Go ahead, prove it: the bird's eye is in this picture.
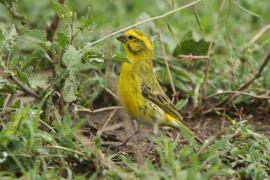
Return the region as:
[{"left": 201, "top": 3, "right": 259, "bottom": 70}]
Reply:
[{"left": 128, "top": 35, "right": 135, "bottom": 40}]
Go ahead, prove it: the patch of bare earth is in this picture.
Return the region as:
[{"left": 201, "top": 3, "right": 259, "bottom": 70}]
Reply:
[{"left": 78, "top": 100, "right": 270, "bottom": 166}]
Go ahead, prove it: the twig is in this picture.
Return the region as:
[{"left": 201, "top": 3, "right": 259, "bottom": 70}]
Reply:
[
  {"left": 206, "top": 90, "right": 270, "bottom": 100},
  {"left": 75, "top": 106, "right": 123, "bottom": 113},
  {"left": 157, "top": 33, "right": 177, "bottom": 102},
  {"left": 79, "top": 0, "right": 202, "bottom": 52},
  {"left": 177, "top": 54, "right": 209, "bottom": 60},
  {"left": 8, "top": 75, "right": 39, "bottom": 98},
  {"left": 244, "top": 24, "right": 270, "bottom": 49},
  {"left": 102, "top": 122, "right": 123, "bottom": 132},
  {"left": 198, "top": 129, "right": 226, "bottom": 153},
  {"left": 232, "top": 1, "right": 261, "bottom": 18},
  {"left": 217, "top": 50, "right": 270, "bottom": 107},
  {"left": 202, "top": 107, "right": 225, "bottom": 116},
  {"left": 100, "top": 84, "right": 119, "bottom": 101},
  {"left": 43, "top": 145, "right": 85, "bottom": 156},
  {"left": 39, "top": 119, "right": 56, "bottom": 133},
  {"left": 3, "top": 94, "right": 12, "bottom": 110},
  {"left": 97, "top": 109, "right": 117, "bottom": 136}
]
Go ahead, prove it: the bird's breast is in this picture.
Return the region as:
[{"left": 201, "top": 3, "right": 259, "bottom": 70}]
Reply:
[
  {"left": 117, "top": 63, "right": 163, "bottom": 124},
  {"left": 117, "top": 63, "right": 143, "bottom": 118}
]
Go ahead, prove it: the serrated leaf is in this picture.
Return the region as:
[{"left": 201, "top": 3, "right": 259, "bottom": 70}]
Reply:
[
  {"left": 63, "top": 71, "right": 77, "bottom": 102},
  {"left": 62, "top": 45, "right": 82, "bottom": 71},
  {"left": 1, "top": 25, "right": 17, "bottom": 50}
]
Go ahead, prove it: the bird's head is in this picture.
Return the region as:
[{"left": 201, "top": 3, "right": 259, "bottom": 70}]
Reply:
[{"left": 117, "top": 29, "right": 153, "bottom": 59}]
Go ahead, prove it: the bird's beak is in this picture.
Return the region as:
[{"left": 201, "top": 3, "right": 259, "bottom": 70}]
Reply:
[{"left": 117, "top": 34, "right": 127, "bottom": 43}]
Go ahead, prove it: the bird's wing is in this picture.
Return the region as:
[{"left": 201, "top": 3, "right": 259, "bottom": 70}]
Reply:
[
  {"left": 141, "top": 82, "right": 204, "bottom": 144},
  {"left": 141, "top": 83, "right": 183, "bottom": 121}
]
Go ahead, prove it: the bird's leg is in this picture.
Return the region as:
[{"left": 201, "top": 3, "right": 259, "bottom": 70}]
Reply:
[{"left": 119, "top": 123, "right": 141, "bottom": 147}]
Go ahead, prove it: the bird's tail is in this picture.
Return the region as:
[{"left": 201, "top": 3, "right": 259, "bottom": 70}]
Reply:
[{"left": 163, "top": 113, "right": 203, "bottom": 144}]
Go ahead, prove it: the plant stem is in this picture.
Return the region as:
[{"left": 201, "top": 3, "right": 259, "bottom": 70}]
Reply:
[{"left": 79, "top": 0, "right": 202, "bottom": 52}]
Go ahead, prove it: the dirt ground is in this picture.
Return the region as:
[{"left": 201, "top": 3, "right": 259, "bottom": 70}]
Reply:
[{"left": 78, "top": 99, "right": 270, "bottom": 164}]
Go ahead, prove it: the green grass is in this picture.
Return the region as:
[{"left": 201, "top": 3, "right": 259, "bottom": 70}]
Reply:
[
  {"left": 1, "top": 0, "right": 270, "bottom": 179},
  {"left": 111, "top": 121, "right": 270, "bottom": 179}
]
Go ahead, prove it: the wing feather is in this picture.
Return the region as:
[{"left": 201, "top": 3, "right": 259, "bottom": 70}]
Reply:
[
  {"left": 141, "top": 83, "right": 183, "bottom": 121},
  {"left": 141, "top": 83, "right": 204, "bottom": 144}
]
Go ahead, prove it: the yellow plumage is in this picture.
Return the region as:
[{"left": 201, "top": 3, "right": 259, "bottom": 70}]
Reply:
[{"left": 117, "top": 29, "right": 202, "bottom": 144}]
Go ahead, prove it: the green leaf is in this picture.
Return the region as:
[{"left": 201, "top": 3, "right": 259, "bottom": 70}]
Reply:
[
  {"left": 1, "top": 25, "right": 17, "bottom": 51},
  {"left": 55, "top": 64, "right": 65, "bottom": 77},
  {"left": 175, "top": 98, "right": 189, "bottom": 110},
  {"left": 64, "top": 0, "right": 75, "bottom": 11},
  {"left": 173, "top": 39, "right": 209, "bottom": 57},
  {"left": 166, "top": 22, "right": 175, "bottom": 37},
  {"left": 173, "top": 31, "right": 209, "bottom": 57},
  {"left": 0, "top": 28, "right": 3, "bottom": 45},
  {"left": 1, "top": 106, "right": 30, "bottom": 146},
  {"left": 52, "top": 0, "right": 65, "bottom": 17},
  {"left": 62, "top": 45, "right": 82, "bottom": 71},
  {"left": 112, "top": 54, "right": 130, "bottom": 64},
  {"left": 94, "top": 136, "right": 102, "bottom": 149},
  {"left": 51, "top": 0, "right": 72, "bottom": 22},
  {"left": 63, "top": 71, "right": 77, "bottom": 103},
  {"left": 28, "top": 74, "right": 48, "bottom": 89},
  {"left": 192, "top": 81, "right": 201, "bottom": 107},
  {"left": 57, "top": 32, "right": 69, "bottom": 48},
  {"left": 0, "top": 79, "right": 17, "bottom": 93},
  {"left": 80, "top": 7, "right": 93, "bottom": 30},
  {"left": 25, "top": 29, "right": 46, "bottom": 42},
  {"left": 22, "top": 29, "right": 50, "bottom": 50},
  {"left": 61, "top": 46, "right": 82, "bottom": 102}
]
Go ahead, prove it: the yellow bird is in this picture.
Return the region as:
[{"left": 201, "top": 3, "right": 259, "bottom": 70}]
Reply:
[{"left": 117, "top": 29, "right": 203, "bottom": 144}]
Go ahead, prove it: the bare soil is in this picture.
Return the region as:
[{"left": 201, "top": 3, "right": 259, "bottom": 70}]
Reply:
[{"left": 79, "top": 99, "right": 270, "bottom": 165}]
